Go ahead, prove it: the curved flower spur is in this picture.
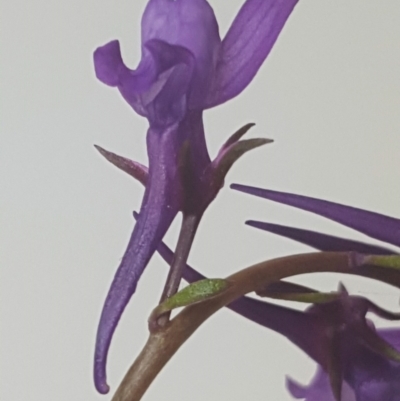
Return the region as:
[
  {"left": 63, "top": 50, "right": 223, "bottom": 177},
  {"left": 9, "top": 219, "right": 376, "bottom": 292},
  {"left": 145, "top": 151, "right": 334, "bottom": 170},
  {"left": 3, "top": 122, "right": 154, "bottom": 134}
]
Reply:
[{"left": 93, "top": 0, "right": 299, "bottom": 394}]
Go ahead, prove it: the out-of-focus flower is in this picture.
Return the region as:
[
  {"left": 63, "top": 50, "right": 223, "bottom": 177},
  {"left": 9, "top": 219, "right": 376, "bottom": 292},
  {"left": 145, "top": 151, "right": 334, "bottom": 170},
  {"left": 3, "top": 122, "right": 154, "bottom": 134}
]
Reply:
[
  {"left": 93, "top": 0, "right": 299, "bottom": 393},
  {"left": 287, "top": 328, "right": 400, "bottom": 401},
  {"left": 286, "top": 324, "right": 400, "bottom": 401},
  {"left": 228, "top": 184, "right": 400, "bottom": 399}
]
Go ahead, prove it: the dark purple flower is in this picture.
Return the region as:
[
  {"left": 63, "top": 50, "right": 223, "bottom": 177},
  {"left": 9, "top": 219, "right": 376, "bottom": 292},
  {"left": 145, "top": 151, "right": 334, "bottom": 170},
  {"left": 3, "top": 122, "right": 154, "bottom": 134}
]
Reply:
[
  {"left": 93, "top": 0, "right": 299, "bottom": 393},
  {"left": 286, "top": 328, "right": 400, "bottom": 401},
  {"left": 286, "top": 325, "right": 400, "bottom": 401}
]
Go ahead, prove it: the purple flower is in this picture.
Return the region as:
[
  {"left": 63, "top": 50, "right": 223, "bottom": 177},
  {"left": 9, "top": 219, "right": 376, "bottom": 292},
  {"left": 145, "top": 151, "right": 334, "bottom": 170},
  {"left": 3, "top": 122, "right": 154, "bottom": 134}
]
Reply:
[
  {"left": 93, "top": 0, "right": 299, "bottom": 393},
  {"left": 286, "top": 327, "right": 400, "bottom": 401},
  {"left": 286, "top": 326, "right": 400, "bottom": 401}
]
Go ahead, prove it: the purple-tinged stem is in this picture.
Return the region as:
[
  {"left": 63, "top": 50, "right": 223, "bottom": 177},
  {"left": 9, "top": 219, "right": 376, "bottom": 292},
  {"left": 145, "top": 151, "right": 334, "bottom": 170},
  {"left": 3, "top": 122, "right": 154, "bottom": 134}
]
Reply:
[{"left": 158, "top": 213, "right": 200, "bottom": 326}]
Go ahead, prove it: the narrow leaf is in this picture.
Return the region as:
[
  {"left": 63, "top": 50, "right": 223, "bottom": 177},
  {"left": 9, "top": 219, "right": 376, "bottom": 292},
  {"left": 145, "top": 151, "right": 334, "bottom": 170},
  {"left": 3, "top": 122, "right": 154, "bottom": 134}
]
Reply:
[
  {"left": 246, "top": 221, "right": 395, "bottom": 255},
  {"left": 232, "top": 184, "right": 400, "bottom": 247}
]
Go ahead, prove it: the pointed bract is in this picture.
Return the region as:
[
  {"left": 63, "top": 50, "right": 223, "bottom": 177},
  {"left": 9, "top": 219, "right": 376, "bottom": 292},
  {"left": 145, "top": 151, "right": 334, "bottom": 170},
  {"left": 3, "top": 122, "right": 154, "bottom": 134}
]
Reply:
[{"left": 94, "top": 145, "right": 148, "bottom": 185}]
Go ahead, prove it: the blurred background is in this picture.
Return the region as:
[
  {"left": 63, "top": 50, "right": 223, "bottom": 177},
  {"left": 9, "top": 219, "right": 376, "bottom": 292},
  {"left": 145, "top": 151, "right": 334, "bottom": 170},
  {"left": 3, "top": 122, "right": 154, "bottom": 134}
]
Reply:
[{"left": 1, "top": 0, "right": 400, "bottom": 400}]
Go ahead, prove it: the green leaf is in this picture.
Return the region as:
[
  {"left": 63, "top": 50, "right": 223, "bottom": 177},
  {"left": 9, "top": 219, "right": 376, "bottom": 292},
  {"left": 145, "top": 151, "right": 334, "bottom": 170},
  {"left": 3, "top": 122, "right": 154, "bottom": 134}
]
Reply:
[
  {"left": 154, "top": 279, "right": 230, "bottom": 316},
  {"left": 366, "top": 255, "right": 400, "bottom": 270}
]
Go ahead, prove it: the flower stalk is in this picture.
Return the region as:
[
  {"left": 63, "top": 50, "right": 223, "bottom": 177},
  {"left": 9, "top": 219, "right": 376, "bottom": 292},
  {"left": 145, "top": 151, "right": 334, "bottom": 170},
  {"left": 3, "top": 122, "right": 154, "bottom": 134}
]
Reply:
[{"left": 158, "top": 213, "right": 201, "bottom": 325}]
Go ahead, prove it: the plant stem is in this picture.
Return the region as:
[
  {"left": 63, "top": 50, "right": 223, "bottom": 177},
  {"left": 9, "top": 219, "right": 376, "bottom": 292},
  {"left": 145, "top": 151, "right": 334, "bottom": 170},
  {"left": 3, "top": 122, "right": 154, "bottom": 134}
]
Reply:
[{"left": 158, "top": 213, "right": 200, "bottom": 326}]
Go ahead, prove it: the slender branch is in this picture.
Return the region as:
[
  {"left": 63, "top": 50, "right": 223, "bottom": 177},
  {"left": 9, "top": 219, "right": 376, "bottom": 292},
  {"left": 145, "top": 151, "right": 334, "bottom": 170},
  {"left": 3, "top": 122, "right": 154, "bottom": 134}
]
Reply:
[
  {"left": 158, "top": 213, "right": 200, "bottom": 326},
  {"left": 111, "top": 252, "right": 355, "bottom": 401}
]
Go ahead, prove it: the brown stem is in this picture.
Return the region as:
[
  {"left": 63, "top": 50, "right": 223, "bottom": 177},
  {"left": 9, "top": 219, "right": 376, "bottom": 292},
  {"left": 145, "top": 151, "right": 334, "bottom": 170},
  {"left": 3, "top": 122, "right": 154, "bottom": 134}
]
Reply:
[
  {"left": 111, "top": 252, "right": 354, "bottom": 401},
  {"left": 157, "top": 214, "right": 200, "bottom": 326}
]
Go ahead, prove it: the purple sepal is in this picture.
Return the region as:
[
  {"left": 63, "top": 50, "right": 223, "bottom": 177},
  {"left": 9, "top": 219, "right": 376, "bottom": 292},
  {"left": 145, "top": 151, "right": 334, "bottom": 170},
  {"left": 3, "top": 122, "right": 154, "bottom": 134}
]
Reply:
[
  {"left": 246, "top": 221, "right": 396, "bottom": 255},
  {"left": 205, "top": 0, "right": 299, "bottom": 107},
  {"left": 232, "top": 184, "right": 400, "bottom": 247},
  {"left": 94, "top": 145, "right": 148, "bottom": 186}
]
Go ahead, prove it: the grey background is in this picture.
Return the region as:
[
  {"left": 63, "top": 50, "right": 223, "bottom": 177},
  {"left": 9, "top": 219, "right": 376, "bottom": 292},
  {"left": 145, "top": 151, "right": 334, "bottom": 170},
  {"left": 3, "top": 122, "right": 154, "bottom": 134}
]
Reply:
[{"left": 1, "top": 0, "right": 400, "bottom": 400}]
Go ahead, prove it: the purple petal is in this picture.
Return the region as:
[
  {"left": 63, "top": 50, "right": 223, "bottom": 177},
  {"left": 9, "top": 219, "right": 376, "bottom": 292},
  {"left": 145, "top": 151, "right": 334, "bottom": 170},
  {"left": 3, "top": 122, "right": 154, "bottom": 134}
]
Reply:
[
  {"left": 205, "top": 0, "right": 299, "bottom": 107},
  {"left": 232, "top": 184, "right": 400, "bottom": 247},
  {"left": 246, "top": 221, "right": 395, "bottom": 255},
  {"left": 141, "top": 40, "right": 196, "bottom": 126},
  {"left": 380, "top": 329, "right": 400, "bottom": 351},
  {"left": 287, "top": 377, "right": 308, "bottom": 399},
  {"left": 94, "top": 40, "right": 129, "bottom": 87},
  {"left": 93, "top": 40, "right": 156, "bottom": 92},
  {"left": 356, "top": 379, "right": 400, "bottom": 401},
  {"left": 350, "top": 330, "right": 400, "bottom": 400},
  {"left": 94, "top": 39, "right": 196, "bottom": 124},
  {"left": 94, "top": 128, "right": 183, "bottom": 394},
  {"left": 141, "top": 0, "right": 221, "bottom": 108},
  {"left": 287, "top": 368, "right": 356, "bottom": 401},
  {"left": 93, "top": 40, "right": 156, "bottom": 115}
]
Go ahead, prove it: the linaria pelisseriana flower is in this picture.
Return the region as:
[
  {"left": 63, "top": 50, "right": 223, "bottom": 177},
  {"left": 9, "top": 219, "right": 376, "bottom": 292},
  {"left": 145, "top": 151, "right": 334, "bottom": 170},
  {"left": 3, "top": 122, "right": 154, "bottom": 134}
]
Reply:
[
  {"left": 287, "top": 329, "right": 400, "bottom": 401},
  {"left": 93, "top": 0, "right": 299, "bottom": 393},
  {"left": 286, "top": 318, "right": 400, "bottom": 401}
]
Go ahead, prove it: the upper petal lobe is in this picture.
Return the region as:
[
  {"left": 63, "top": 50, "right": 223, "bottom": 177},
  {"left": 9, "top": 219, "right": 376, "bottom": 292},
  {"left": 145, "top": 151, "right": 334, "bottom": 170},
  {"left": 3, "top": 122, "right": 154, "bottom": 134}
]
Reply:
[{"left": 206, "top": 0, "right": 299, "bottom": 107}]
